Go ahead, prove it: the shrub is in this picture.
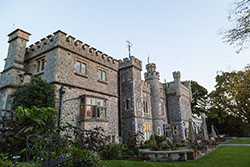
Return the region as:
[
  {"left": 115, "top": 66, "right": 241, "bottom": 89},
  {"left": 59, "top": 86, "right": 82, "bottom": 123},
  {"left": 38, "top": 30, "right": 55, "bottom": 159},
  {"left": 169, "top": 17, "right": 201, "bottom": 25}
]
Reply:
[
  {"left": 15, "top": 106, "right": 57, "bottom": 135},
  {"left": 67, "top": 147, "right": 100, "bottom": 167},
  {"left": 175, "top": 143, "right": 184, "bottom": 147},
  {"left": 0, "top": 107, "right": 57, "bottom": 160},
  {"left": 159, "top": 144, "right": 171, "bottom": 150},
  {"left": 0, "top": 154, "right": 36, "bottom": 167},
  {"left": 100, "top": 143, "right": 132, "bottom": 160},
  {"left": 11, "top": 77, "right": 55, "bottom": 109}
]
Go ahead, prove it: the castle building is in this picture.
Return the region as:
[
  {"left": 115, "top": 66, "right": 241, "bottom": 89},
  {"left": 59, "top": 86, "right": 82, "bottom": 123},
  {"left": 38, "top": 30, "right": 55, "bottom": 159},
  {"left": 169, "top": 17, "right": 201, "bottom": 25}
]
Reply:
[{"left": 0, "top": 29, "right": 193, "bottom": 143}]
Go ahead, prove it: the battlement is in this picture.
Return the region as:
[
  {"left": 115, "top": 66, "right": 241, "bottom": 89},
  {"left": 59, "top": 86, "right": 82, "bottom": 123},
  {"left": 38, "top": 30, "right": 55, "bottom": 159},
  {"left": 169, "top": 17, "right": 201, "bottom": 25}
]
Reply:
[
  {"left": 144, "top": 63, "right": 160, "bottom": 80},
  {"left": 24, "top": 30, "right": 119, "bottom": 70},
  {"left": 118, "top": 56, "right": 142, "bottom": 70},
  {"left": 173, "top": 71, "right": 181, "bottom": 79}
]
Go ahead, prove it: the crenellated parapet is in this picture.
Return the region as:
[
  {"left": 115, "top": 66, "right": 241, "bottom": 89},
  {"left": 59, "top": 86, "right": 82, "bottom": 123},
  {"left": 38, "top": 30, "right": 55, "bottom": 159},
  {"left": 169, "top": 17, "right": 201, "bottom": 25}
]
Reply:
[
  {"left": 144, "top": 63, "right": 160, "bottom": 80},
  {"left": 118, "top": 56, "right": 142, "bottom": 70},
  {"left": 24, "top": 30, "right": 119, "bottom": 70}
]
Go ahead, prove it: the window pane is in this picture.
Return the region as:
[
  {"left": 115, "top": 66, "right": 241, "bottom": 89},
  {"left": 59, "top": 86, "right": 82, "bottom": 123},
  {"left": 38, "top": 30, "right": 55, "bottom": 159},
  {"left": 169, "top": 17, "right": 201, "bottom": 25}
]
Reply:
[
  {"left": 76, "top": 61, "right": 81, "bottom": 73},
  {"left": 92, "top": 106, "right": 96, "bottom": 117},
  {"left": 92, "top": 98, "right": 97, "bottom": 105},
  {"left": 86, "top": 106, "right": 91, "bottom": 117},
  {"left": 98, "top": 70, "right": 102, "bottom": 80},
  {"left": 102, "top": 71, "right": 106, "bottom": 81},
  {"left": 99, "top": 107, "right": 106, "bottom": 118},
  {"left": 81, "top": 63, "right": 86, "bottom": 74},
  {"left": 81, "top": 104, "right": 84, "bottom": 118},
  {"left": 37, "top": 60, "right": 40, "bottom": 72},
  {"left": 41, "top": 59, "right": 45, "bottom": 71},
  {"left": 86, "top": 97, "right": 91, "bottom": 105},
  {"left": 96, "top": 99, "right": 101, "bottom": 106},
  {"left": 97, "top": 107, "right": 100, "bottom": 118}
]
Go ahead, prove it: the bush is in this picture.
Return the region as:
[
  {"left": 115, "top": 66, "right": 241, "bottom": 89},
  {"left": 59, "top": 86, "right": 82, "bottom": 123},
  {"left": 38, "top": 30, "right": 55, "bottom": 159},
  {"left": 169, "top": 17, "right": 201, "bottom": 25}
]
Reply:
[
  {"left": 175, "top": 143, "right": 184, "bottom": 147},
  {"left": 67, "top": 147, "right": 100, "bottom": 167},
  {"left": 11, "top": 77, "right": 55, "bottom": 109},
  {"left": 0, "top": 154, "right": 36, "bottom": 167},
  {"left": 100, "top": 143, "right": 132, "bottom": 160},
  {"left": 15, "top": 106, "right": 57, "bottom": 135},
  {"left": 0, "top": 107, "right": 57, "bottom": 161},
  {"left": 159, "top": 144, "right": 171, "bottom": 150}
]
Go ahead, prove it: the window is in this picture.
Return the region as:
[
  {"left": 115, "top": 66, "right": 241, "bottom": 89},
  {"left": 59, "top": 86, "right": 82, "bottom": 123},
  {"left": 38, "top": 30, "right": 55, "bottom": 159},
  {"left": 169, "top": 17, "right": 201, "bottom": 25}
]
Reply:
[
  {"left": 125, "top": 100, "right": 130, "bottom": 110},
  {"left": 98, "top": 69, "right": 107, "bottom": 81},
  {"left": 76, "top": 61, "right": 86, "bottom": 74},
  {"left": 111, "top": 135, "right": 115, "bottom": 143},
  {"left": 80, "top": 96, "right": 107, "bottom": 119},
  {"left": 144, "top": 124, "right": 150, "bottom": 140},
  {"left": 36, "top": 57, "right": 45, "bottom": 72},
  {"left": 143, "top": 101, "right": 148, "bottom": 113},
  {"left": 157, "top": 127, "right": 161, "bottom": 135}
]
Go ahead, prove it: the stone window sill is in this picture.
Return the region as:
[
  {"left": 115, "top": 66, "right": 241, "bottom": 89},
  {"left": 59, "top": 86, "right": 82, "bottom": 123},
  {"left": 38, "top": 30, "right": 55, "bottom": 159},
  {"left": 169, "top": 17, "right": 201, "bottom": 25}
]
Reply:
[
  {"left": 98, "top": 79, "right": 107, "bottom": 84},
  {"left": 75, "top": 72, "right": 88, "bottom": 78},
  {"left": 34, "top": 71, "right": 44, "bottom": 76}
]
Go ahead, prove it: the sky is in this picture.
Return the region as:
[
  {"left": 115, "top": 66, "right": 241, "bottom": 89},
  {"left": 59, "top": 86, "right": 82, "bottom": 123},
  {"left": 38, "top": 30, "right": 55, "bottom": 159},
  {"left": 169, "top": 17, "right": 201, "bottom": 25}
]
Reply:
[{"left": 0, "top": 0, "right": 249, "bottom": 92}]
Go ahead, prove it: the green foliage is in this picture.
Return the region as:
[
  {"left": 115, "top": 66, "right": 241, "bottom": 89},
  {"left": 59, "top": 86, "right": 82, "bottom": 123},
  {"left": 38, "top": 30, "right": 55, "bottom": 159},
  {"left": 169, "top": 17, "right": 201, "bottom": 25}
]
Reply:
[
  {"left": 158, "top": 144, "right": 171, "bottom": 150},
  {"left": 223, "top": 0, "right": 250, "bottom": 53},
  {"left": 153, "top": 135, "right": 167, "bottom": 145},
  {"left": 207, "top": 65, "right": 250, "bottom": 135},
  {"left": 174, "top": 143, "right": 184, "bottom": 147},
  {"left": 0, "top": 107, "right": 57, "bottom": 160},
  {"left": 0, "top": 154, "right": 36, "bottom": 167},
  {"left": 11, "top": 78, "right": 55, "bottom": 109},
  {"left": 61, "top": 123, "right": 110, "bottom": 152},
  {"left": 191, "top": 81, "right": 208, "bottom": 115},
  {"left": 66, "top": 147, "right": 100, "bottom": 167},
  {"left": 100, "top": 143, "right": 132, "bottom": 160},
  {"left": 15, "top": 106, "right": 57, "bottom": 135}
]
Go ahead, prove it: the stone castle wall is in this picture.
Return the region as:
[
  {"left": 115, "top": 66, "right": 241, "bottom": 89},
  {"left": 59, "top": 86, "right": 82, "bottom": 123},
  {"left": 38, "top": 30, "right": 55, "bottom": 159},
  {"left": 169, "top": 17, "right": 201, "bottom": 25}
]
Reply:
[{"left": 0, "top": 28, "right": 195, "bottom": 143}]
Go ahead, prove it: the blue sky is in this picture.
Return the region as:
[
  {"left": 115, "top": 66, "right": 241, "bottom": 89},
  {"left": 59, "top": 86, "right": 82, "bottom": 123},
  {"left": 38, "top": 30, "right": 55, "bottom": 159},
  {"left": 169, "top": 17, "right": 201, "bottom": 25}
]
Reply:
[{"left": 0, "top": 0, "right": 249, "bottom": 91}]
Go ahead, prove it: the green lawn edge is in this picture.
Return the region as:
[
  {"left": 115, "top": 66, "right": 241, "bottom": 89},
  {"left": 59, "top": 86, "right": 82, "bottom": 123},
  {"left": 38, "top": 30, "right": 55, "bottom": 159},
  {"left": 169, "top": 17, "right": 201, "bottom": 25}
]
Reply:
[
  {"left": 227, "top": 139, "right": 250, "bottom": 144},
  {"left": 101, "top": 146, "right": 250, "bottom": 167}
]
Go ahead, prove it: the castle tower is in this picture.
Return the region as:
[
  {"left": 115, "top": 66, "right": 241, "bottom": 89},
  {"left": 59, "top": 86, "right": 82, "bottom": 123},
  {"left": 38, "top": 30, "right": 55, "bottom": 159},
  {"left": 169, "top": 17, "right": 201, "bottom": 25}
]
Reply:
[
  {"left": 167, "top": 71, "right": 193, "bottom": 142},
  {"left": 0, "top": 29, "right": 30, "bottom": 111},
  {"left": 144, "top": 63, "right": 164, "bottom": 135},
  {"left": 119, "top": 56, "right": 143, "bottom": 143}
]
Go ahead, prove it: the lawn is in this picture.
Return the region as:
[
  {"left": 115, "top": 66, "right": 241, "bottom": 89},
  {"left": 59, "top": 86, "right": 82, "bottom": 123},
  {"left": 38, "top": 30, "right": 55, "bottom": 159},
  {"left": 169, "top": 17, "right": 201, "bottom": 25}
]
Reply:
[
  {"left": 101, "top": 146, "right": 250, "bottom": 167},
  {"left": 227, "top": 138, "right": 250, "bottom": 144}
]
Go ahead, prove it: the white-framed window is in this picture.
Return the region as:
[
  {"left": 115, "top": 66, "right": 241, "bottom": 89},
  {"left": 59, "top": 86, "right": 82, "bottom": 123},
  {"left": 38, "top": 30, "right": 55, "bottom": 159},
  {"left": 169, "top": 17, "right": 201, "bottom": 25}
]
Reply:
[
  {"left": 98, "top": 69, "right": 107, "bottom": 81},
  {"left": 80, "top": 96, "right": 107, "bottom": 119},
  {"left": 76, "top": 60, "right": 87, "bottom": 74},
  {"left": 36, "top": 57, "right": 45, "bottom": 72}
]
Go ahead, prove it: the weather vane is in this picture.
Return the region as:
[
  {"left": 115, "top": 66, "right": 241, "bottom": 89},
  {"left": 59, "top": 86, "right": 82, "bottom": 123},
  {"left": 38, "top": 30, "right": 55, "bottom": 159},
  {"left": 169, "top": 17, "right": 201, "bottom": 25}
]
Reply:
[{"left": 126, "top": 40, "right": 132, "bottom": 57}]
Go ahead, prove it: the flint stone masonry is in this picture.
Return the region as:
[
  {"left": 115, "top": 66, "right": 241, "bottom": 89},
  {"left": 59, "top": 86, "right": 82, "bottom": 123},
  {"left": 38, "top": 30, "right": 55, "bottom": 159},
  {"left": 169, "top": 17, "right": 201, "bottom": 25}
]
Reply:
[{"left": 0, "top": 28, "right": 195, "bottom": 143}]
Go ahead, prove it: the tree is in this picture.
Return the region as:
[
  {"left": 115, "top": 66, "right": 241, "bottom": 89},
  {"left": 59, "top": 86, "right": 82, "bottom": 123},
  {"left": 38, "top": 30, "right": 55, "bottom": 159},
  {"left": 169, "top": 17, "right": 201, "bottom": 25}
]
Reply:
[
  {"left": 223, "top": 0, "right": 250, "bottom": 53},
  {"left": 207, "top": 65, "right": 250, "bottom": 135},
  {"left": 11, "top": 78, "right": 55, "bottom": 109},
  {"left": 190, "top": 81, "right": 208, "bottom": 115}
]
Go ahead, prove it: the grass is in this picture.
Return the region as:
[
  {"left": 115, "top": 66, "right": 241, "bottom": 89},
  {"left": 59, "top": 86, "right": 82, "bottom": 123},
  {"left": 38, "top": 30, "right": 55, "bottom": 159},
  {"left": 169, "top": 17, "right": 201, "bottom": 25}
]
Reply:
[
  {"left": 227, "top": 139, "right": 250, "bottom": 144},
  {"left": 101, "top": 146, "right": 250, "bottom": 167}
]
